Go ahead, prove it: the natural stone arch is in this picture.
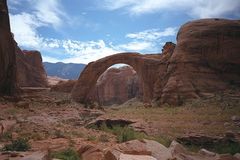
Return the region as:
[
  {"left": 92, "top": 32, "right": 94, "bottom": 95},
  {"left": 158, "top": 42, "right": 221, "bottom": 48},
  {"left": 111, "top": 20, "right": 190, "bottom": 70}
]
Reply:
[{"left": 71, "top": 52, "right": 161, "bottom": 104}]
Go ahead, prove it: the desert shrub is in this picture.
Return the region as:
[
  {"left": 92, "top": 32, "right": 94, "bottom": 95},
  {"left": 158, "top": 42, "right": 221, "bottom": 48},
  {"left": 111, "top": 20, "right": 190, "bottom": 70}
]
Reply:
[
  {"left": 99, "top": 134, "right": 109, "bottom": 142},
  {"left": 214, "top": 142, "right": 240, "bottom": 155},
  {"left": 87, "top": 135, "right": 97, "bottom": 141},
  {"left": 54, "top": 130, "right": 66, "bottom": 138},
  {"left": 182, "top": 140, "right": 240, "bottom": 155},
  {"left": 51, "top": 148, "right": 80, "bottom": 160},
  {"left": 90, "top": 122, "right": 146, "bottom": 143},
  {"left": 116, "top": 127, "right": 136, "bottom": 143},
  {"left": 153, "top": 135, "right": 172, "bottom": 147},
  {"left": 0, "top": 131, "right": 12, "bottom": 142},
  {"left": 2, "top": 137, "right": 30, "bottom": 151}
]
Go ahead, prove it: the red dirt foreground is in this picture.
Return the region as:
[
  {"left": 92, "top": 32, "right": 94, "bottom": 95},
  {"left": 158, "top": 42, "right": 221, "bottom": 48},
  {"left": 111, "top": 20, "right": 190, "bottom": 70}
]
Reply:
[{"left": 71, "top": 19, "right": 240, "bottom": 105}]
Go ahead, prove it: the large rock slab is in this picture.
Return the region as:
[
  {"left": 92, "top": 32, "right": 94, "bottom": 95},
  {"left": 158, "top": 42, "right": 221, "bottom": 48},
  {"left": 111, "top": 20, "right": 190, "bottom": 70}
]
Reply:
[{"left": 104, "top": 139, "right": 172, "bottom": 160}]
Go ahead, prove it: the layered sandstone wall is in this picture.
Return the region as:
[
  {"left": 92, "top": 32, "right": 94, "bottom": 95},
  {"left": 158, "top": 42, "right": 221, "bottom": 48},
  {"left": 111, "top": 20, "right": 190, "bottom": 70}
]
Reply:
[
  {"left": 16, "top": 46, "right": 48, "bottom": 87},
  {"left": 0, "top": 0, "right": 18, "bottom": 96},
  {"left": 156, "top": 19, "right": 240, "bottom": 105}
]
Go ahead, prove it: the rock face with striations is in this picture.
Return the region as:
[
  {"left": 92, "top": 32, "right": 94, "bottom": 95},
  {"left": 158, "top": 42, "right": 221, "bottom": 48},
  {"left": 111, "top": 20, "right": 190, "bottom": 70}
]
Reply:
[
  {"left": 90, "top": 66, "right": 142, "bottom": 105},
  {"left": 72, "top": 19, "right": 240, "bottom": 105},
  {"left": 0, "top": 0, "right": 18, "bottom": 96},
  {"left": 16, "top": 44, "right": 48, "bottom": 87},
  {"left": 156, "top": 19, "right": 240, "bottom": 105}
]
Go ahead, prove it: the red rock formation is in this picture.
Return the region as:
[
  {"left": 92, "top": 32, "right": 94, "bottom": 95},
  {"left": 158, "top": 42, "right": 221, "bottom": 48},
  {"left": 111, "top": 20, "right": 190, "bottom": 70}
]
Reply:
[
  {"left": 0, "top": 0, "right": 18, "bottom": 96},
  {"left": 157, "top": 19, "right": 240, "bottom": 105},
  {"left": 72, "top": 19, "right": 240, "bottom": 105},
  {"left": 71, "top": 52, "right": 161, "bottom": 104},
  {"left": 16, "top": 45, "right": 48, "bottom": 87},
  {"left": 90, "top": 66, "right": 142, "bottom": 105}
]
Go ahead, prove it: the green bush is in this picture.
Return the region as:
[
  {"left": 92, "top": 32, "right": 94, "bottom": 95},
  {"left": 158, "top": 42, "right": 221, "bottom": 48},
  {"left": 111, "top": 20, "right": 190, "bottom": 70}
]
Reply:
[
  {"left": 90, "top": 123, "right": 146, "bottom": 143},
  {"left": 2, "top": 138, "right": 31, "bottom": 151},
  {"left": 87, "top": 135, "right": 97, "bottom": 141},
  {"left": 51, "top": 148, "right": 80, "bottom": 160}
]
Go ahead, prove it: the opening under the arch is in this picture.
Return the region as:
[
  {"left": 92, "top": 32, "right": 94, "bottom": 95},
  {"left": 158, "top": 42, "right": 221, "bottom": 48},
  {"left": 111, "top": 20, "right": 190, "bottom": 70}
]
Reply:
[{"left": 88, "top": 64, "right": 143, "bottom": 106}]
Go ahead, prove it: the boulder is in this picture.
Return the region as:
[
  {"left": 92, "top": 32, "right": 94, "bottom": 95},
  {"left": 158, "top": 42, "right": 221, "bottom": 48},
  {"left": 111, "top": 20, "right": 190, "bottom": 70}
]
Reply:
[
  {"left": 19, "top": 151, "right": 49, "bottom": 160},
  {"left": 104, "top": 139, "right": 172, "bottom": 160},
  {"left": 78, "top": 144, "right": 104, "bottom": 160}
]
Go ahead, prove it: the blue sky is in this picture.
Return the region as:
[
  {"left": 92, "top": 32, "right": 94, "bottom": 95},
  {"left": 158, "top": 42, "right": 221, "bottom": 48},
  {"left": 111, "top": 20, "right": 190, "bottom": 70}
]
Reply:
[{"left": 8, "top": 0, "right": 240, "bottom": 64}]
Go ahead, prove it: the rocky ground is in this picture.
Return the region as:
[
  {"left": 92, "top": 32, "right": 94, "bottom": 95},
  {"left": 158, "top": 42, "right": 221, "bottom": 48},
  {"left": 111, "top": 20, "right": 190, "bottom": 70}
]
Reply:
[{"left": 0, "top": 88, "right": 240, "bottom": 160}]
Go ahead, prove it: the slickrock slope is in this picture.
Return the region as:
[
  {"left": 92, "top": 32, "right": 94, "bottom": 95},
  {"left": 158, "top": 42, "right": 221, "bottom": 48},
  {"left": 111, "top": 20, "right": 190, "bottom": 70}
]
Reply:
[
  {"left": 0, "top": 0, "right": 18, "bottom": 96},
  {"left": 90, "top": 66, "right": 142, "bottom": 105},
  {"left": 157, "top": 19, "right": 240, "bottom": 105},
  {"left": 72, "top": 19, "right": 240, "bottom": 105},
  {"left": 16, "top": 45, "right": 48, "bottom": 87}
]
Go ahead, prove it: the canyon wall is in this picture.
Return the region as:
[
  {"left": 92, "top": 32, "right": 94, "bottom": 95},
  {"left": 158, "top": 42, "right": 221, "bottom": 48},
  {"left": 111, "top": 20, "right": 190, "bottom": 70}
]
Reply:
[{"left": 0, "top": 0, "right": 18, "bottom": 96}]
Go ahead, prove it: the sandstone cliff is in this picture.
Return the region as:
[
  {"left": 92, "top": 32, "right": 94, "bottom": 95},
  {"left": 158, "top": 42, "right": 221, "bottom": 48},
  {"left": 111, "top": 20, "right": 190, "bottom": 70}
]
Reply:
[
  {"left": 156, "top": 19, "right": 240, "bottom": 105},
  {"left": 0, "top": 0, "right": 18, "bottom": 96},
  {"left": 16, "top": 45, "right": 48, "bottom": 87}
]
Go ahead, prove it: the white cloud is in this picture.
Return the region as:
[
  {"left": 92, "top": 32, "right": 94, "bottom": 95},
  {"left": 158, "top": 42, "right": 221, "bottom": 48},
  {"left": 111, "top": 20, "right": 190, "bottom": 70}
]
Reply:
[
  {"left": 9, "top": 0, "right": 68, "bottom": 48},
  {"left": 42, "top": 56, "right": 61, "bottom": 63},
  {"left": 40, "top": 39, "right": 121, "bottom": 64},
  {"left": 10, "top": 13, "right": 44, "bottom": 48},
  {"left": 32, "top": 0, "right": 67, "bottom": 28},
  {"left": 100, "top": 0, "right": 240, "bottom": 18},
  {"left": 126, "top": 27, "right": 177, "bottom": 41},
  {"left": 116, "top": 41, "right": 153, "bottom": 51}
]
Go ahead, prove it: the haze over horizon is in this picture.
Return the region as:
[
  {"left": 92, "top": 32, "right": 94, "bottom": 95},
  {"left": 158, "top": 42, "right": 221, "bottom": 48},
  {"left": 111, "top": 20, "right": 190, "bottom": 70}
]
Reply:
[{"left": 8, "top": 0, "right": 240, "bottom": 64}]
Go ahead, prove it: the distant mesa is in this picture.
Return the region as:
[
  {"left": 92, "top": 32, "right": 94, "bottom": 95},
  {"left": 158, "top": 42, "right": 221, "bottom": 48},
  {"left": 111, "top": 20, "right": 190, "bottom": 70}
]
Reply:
[{"left": 43, "top": 62, "right": 86, "bottom": 80}]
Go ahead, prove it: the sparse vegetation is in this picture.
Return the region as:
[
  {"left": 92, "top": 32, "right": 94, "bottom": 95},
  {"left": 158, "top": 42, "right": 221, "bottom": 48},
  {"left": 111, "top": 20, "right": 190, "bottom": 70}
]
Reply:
[
  {"left": 153, "top": 135, "right": 172, "bottom": 147},
  {"left": 0, "top": 131, "right": 12, "bottom": 142},
  {"left": 98, "top": 134, "right": 109, "bottom": 142},
  {"left": 183, "top": 141, "right": 240, "bottom": 155},
  {"left": 87, "top": 135, "right": 97, "bottom": 141},
  {"left": 51, "top": 148, "right": 80, "bottom": 160},
  {"left": 2, "top": 137, "right": 31, "bottom": 151},
  {"left": 90, "top": 122, "right": 149, "bottom": 143},
  {"left": 54, "top": 130, "right": 66, "bottom": 138}
]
